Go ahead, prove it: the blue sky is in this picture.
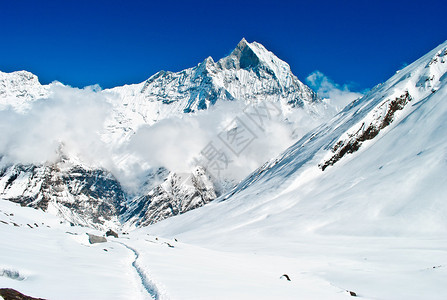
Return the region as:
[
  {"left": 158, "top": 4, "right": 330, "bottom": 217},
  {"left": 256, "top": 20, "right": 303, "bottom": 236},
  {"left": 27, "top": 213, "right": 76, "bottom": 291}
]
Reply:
[{"left": 0, "top": 0, "right": 446, "bottom": 91}]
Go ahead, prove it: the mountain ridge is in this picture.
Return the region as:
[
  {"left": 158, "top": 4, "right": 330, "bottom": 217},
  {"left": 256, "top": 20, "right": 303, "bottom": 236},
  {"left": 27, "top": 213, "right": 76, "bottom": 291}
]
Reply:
[
  {"left": 148, "top": 39, "right": 447, "bottom": 240},
  {"left": 0, "top": 39, "right": 327, "bottom": 228}
]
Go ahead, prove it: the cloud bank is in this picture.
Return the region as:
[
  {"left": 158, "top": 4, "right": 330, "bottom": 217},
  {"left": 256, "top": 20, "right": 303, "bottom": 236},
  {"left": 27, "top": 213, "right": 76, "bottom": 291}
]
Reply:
[
  {"left": 0, "top": 84, "right": 112, "bottom": 167},
  {"left": 306, "top": 71, "right": 364, "bottom": 110},
  {"left": 0, "top": 84, "right": 334, "bottom": 193},
  {"left": 125, "top": 100, "right": 312, "bottom": 185}
]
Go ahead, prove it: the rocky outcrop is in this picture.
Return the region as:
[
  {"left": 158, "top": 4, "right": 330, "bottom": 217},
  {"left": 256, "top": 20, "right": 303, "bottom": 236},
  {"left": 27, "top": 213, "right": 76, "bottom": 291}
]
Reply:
[
  {"left": 106, "top": 229, "right": 118, "bottom": 238},
  {"left": 0, "top": 288, "right": 46, "bottom": 300},
  {"left": 123, "top": 166, "right": 217, "bottom": 226},
  {"left": 87, "top": 233, "right": 107, "bottom": 244},
  {"left": 0, "top": 163, "right": 125, "bottom": 228},
  {"left": 319, "top": 91, "right": 412, "bottom": 171}
]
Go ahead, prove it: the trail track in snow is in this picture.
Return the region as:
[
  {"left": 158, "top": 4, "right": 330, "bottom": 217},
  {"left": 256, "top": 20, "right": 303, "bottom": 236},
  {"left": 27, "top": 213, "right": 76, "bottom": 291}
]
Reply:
[{"left": 114, "top": 241, "right": 161, "bottom": 300}]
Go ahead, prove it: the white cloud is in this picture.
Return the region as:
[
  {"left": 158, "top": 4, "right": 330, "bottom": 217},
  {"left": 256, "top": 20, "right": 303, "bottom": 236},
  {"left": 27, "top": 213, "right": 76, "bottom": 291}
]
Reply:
[
  {"left": 125, "top": 99, "right": 328, "bottom": 184},
  {"left": 125, "top": 101, "right": 291, "bottom": 181},
  {"left": 306, "top": 71, "right": 364, "bottom": 110},
  {"left": 0, "top": 84, "right": 112, "bottom": 167},
  {"left": 0, "top": 84, "right": 335, "bottom": 193}
]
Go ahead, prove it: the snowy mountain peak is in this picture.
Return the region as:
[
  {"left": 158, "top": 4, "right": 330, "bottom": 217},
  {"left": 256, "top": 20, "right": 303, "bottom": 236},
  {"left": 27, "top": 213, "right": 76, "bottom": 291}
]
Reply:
[
  {"left": 0, "top": 70, "right": 49, "bottom": 111},
  {"left": 238, "top": 37, "right": 248, "bottom": 46},
  {"left": 0, "top": 70, "right": 39, "bottom": 92},
  {"left": 195, "top": 56, "right": 215, "bottom": 74},
  {"left": 215, "top": 39, "right": 311, "bottom": 95},
  {"left": 218, "top": 38, "right": 261, "bottom": 70},
  {"left": 107, "top": 39, "right": 320, "bottom": 133},
  {"left": 204, "top": 56, "right": 214, "bottom": 63},
  {"left": 218, "top": 38, "right": 288, "bottom": 72},
  {"left": 1, "top": 70, "right": 37, "bottom": 81}
]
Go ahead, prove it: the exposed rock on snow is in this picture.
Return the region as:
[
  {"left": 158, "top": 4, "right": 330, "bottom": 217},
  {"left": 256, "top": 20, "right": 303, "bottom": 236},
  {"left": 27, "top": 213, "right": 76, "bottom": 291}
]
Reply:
[
  {"left": 0, "top": 288, "right": 46, "bottom": 300},
  {"left": 280, "top": 274, "right": 291, "bottom": 281},
  {"left": 319, "top": 91, "right": 412, "bottom": 171},
  {"left": 0, "top": 269, "right": 25, "bottom": 281},
  {"left": 106, "top": 229, "right": 118, "bottom": 238},
  {"left": 0, "top": 163, "right": 125, "bottom": 228},
  {"left": 87, "top": 233, "right": 107, "bottom": 244},
  {"left": 123, "top": 166, "right": 217, "bottom": 226}
]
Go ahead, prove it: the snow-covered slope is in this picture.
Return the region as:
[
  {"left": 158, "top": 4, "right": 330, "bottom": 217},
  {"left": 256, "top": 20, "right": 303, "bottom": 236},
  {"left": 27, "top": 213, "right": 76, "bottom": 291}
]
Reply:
[
  {"left": 0, "top": 200, "right": 166, "bottom": 300},
  {"left": 151, "top": 40, "right": 447, "bottom": 238},
  {"left": 142, "top": 41, "right": 447, "bottom": 299},
  {"left": 0, "top": 71, "right": 49, "bottom": 111},
  {"left": 2, "top": 40, "right": 447, "bottom": 300}
]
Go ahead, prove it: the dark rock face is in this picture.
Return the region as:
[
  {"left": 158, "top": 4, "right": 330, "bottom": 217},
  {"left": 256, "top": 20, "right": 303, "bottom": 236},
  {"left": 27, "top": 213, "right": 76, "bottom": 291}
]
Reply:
[
  {"left": 0, "top": 161, "right": 218, "bottom": 228},
  {"left": 0, "top": 163, "right": 126, "bottom": 227},
  {"left": 280, "top": 274, "right": 291, "bottom": 281},
  {"left": 0, "top": 288, "right": 46, "bottom": 300},
  {"left": 0, "top": 161, "right": 220, "bottom": 228}
]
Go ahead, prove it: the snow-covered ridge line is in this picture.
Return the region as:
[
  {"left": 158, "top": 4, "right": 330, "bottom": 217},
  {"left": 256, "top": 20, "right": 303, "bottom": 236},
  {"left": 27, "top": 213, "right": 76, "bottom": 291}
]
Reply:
[
  {"left": 115, "top": 242, "right": 161, "bottom": 300},
  {"left": 220, "top": 39, "right": 447, "bottom": 202},
  {"left": 0, "top": 162, "right": 125, "bottom": 229},
  {"left": 319, "top": 90, "right": 412, "bottom": 171},
  {"left": 318, "top": 42, "right": 447, "bottom": 171},
  {"left": 0, "top": 70, "right": 50, "bottom": 111},
  {"left": 104, "top": 38, "right": 321, "bottom": 136}
]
